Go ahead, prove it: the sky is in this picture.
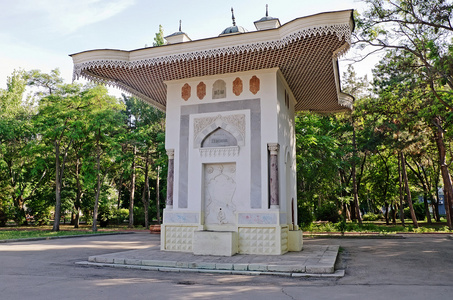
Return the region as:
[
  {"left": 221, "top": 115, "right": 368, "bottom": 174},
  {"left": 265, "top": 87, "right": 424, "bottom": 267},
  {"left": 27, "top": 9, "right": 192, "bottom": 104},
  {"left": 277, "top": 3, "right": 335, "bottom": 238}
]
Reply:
[{"left": 0, "top": 0, "right": 375, "bottom": 93}]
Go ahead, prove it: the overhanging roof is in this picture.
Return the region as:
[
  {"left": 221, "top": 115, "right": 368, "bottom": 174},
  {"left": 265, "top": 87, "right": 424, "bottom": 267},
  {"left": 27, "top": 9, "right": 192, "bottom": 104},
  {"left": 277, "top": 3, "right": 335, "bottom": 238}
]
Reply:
[{"left": 70, "top": 10, "right": 354, "bottom": 113}]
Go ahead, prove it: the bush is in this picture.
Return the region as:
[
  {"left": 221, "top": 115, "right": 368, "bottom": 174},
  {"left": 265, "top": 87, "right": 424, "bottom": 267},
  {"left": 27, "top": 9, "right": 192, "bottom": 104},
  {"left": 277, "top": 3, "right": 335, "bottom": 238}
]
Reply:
[
  {"left": 404, "top": 202, "right": 425, "bottom": 221},
  {"left": 98, "top": 205, "right": 114, "bottom": 227},
  {"left": 298, "top": 204, "right": 314, "bottom": 229},
  {"left": 112, "top": 208, "right": 129, "bottom": 224},
  {"left": 362, "top": 212, "right": 382, "bottom": 221},
  {"left": 27, "top": 198, "right": 52, "bottom": 226},
  {"left": 315, "top": 202, "right": 340, "bottom": 223}
]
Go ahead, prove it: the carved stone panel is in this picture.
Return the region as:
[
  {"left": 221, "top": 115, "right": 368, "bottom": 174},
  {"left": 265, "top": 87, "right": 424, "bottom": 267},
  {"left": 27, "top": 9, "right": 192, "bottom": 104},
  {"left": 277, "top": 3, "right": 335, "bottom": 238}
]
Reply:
[
  {"left": 202, "top": 128, "right": 237, "bottom": 148},
  {"left": 204, "top": 163, "right": 237, "bottom": 226},
  {"left": 212, "top": 79, "right": 226, "bottom": 99},
  {"left": 197, "top": 82, "right": 206, "bottom": 100},
  {"left": 193, "top": 114, "right": 245, "bottom": 148},
  {"left": 232, "top": 77, "right": 243, "bottom": 96},
  {"left": 181, "top": 83, "right": 191, "bottom": 101},
  {"left": 249, "top": 75, "right": 260, "bottom": 95}
]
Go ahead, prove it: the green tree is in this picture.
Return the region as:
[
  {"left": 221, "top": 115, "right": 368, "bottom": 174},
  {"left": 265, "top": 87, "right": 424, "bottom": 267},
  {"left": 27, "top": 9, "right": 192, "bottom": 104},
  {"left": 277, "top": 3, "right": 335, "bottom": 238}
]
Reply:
[
  {"left": 0, "top": 70, "right": 47, "bottom": 225},
  {"left": 81, "top": 86, "right": 125, "bottom": 232},
  {"left": 153, "top": 25, "right": 165, "bottom": 47},
  {"left": 356, "top": 0, "right": 453, "bottom": 226}
]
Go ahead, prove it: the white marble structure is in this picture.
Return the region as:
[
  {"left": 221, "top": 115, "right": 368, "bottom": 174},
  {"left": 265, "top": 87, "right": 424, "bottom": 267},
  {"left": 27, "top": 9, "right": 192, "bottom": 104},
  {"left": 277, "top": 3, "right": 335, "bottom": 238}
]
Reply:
[{"left": 70, "top": 9, "right": 354, "bottom": 255}]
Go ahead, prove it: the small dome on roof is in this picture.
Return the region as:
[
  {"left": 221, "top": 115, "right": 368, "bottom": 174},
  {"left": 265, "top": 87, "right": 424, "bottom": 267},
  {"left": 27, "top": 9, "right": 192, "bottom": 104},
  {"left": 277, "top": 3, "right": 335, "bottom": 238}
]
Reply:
[
  {"left": 219, "top": 8, "right": 247, "bottom": 36},
  {"left": 220, "top": 25, "right": 247, "bottom": 35},
  {"left": 165, "top": 20, "right": 192, "bottom": 44},
  {"left": 254, "top": 5, "right": 281, "bottom": 31}
]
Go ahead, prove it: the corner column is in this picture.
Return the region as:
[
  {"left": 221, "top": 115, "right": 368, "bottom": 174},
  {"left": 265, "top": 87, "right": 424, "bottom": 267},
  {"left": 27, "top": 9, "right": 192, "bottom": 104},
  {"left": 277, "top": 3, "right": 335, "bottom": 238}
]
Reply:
[
  {"left": 268, "top": 143, "right": 279, "bottom": 209},
  {"left": 166, "top": 149, "right": 175, "bottom": 209}
]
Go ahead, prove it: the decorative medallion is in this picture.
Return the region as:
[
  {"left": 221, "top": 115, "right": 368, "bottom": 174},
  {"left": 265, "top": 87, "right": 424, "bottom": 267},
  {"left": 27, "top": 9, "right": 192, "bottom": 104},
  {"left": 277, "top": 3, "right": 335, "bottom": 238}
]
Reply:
[
  {"left": 250, "top": 76, "right": 260, "bottom": 95},
  {"left": 197, "top": 82, "right": 206, "bottom": 100},
  {"left": 232, "top": 77, "right": 243, "bottom": 96},
  {"left": 181, "top": 83, "right": 191, "bottom": 101}
]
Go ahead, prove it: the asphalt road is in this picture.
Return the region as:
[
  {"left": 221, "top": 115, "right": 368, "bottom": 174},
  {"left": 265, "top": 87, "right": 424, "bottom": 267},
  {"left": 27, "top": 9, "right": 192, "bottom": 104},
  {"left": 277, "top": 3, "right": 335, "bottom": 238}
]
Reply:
[{"left": 0, "top": 233, "right": 452, "bottom": 299}]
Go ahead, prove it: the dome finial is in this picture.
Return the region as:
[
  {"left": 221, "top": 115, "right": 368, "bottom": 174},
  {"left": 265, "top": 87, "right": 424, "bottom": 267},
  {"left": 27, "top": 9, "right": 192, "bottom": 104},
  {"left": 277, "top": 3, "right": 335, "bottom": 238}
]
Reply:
[
  {"left": 266, "top": 4, "right": 269, "bottom": 17},
  {"left": 179, "top": 20, "right": 182, "bottom": 32},
  {"left": 231, "top": 7, "right": 236, "bottom": 26}
]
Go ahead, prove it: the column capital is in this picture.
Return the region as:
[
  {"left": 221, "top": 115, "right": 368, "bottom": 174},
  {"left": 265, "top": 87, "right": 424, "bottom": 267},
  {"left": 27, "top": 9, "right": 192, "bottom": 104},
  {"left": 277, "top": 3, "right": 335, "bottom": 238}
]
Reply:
[
  {"left": 166, "top": 149, "right": 175, "bottom": 159},
  {"left": 267, "top": 143, "right": 279, "bottom": 155}
]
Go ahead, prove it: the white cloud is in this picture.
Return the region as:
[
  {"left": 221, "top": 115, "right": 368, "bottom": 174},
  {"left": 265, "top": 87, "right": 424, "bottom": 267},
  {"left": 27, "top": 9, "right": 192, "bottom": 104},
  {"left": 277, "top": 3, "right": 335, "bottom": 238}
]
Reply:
[{"left": 8, "top": 0, "right": 135, "bottom": 35}]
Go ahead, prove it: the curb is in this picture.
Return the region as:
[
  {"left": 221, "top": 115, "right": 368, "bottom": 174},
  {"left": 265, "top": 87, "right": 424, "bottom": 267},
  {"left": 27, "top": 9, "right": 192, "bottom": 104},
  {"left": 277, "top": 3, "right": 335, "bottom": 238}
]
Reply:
[
  {"left": 305, "top": 234, "right": 406, "bottom": 239},
  {"left": 75, "top": 261, "right": 345, "bottom": 278},
  {"left": 0, "top": 231, "right": 135, "bottom": 244}
]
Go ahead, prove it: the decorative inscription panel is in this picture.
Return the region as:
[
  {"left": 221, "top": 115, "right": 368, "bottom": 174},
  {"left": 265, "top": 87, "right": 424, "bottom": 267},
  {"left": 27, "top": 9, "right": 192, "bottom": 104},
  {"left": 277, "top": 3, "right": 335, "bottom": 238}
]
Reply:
[
  {"left": 238, "top": 213, "right": 277, "bottom": 224},
  {"left": 202, "top": 128, "right": 237, "bottom": 147},
  {"left": 193, "top": 114, "right": 245, "bottom": 147},
  {"left": 164, "top": 212, "right": 199, "bottom": 224},
  {"left": 204, "top": 163, "right": 237, "bottom": 226},
  {"left": 212, "top": 79, "right": 226, "bottom": 99}
]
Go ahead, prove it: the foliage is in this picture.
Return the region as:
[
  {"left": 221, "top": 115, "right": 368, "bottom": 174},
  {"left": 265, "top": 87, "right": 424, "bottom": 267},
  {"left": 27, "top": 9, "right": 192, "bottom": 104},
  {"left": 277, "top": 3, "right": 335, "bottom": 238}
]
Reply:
[
  {"left": 315, "top": 202, "right": 340, "bottom": 223},
  {"left": 298, "top": 204, "right": 314, "bottom": 228},
  {"left": 404, "top": 202, "right": 426, "bottom": 221},
  {"left": 362, "top": 212, "right": 382, "bottom": 221},
  {"left": 153, "top": 25, "right": 165, "bottom": 47}
]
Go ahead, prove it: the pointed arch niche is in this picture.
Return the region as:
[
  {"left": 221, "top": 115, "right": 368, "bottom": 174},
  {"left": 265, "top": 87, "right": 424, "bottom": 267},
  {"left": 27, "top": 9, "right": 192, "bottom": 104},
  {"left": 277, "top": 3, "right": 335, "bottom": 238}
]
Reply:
[{"left": 193, "top": 114, "right": 245, "bottom": 157}]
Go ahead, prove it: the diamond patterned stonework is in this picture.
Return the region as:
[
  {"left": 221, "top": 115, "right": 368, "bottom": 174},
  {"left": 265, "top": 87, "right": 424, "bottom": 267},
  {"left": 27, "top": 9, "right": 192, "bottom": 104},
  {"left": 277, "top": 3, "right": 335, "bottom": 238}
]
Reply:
[
  {"left": 164, "top": 225, "right": 197, "bottom": 252},
  {"left": 281, "top": 226, "right": 289, "bottom": 253},
  {"left": 238, "top": 227, "right": 279, "bottom": 254}
]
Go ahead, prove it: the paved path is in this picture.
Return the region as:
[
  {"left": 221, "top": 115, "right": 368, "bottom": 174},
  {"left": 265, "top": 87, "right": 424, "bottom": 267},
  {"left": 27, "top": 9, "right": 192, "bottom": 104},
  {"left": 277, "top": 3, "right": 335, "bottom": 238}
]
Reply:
[
  {"left": 0, "top": 233, "right": 452, "bottom": 299},
  {"left": 82, "top": 242, "right": 340, "bottom": 276}
]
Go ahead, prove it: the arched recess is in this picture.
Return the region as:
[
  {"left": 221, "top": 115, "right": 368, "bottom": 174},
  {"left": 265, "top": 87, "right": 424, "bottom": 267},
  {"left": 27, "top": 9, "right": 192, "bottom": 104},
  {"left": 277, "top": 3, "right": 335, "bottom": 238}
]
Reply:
[{"left": 194, "top": 117, "right": 245, "bottom": 149}]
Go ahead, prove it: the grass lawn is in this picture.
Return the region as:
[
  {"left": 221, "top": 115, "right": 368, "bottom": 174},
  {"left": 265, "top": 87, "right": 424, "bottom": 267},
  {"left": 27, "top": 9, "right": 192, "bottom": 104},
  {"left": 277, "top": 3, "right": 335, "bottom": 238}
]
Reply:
[
  {"left": 0, "top": 224, "right": 149, "bottom": 240},
  {"left": 304, "top": 220, "right": 452, "bottom": 235}
]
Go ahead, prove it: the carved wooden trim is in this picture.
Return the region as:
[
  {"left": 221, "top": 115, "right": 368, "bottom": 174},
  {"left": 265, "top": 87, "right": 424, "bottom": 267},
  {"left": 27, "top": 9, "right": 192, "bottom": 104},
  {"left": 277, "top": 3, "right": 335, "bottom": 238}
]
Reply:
[
  {"left": 232, "top": 77, "right": 243, "bottom": 96},
  {"left": 250, "top": 76, "right": 260, "bottom": 95},
  {"left": 181, "top": 83, "right": 191, "bottom": 101},
  {"left": 197, "top": 82, "right": 206, "bottom": 100}
]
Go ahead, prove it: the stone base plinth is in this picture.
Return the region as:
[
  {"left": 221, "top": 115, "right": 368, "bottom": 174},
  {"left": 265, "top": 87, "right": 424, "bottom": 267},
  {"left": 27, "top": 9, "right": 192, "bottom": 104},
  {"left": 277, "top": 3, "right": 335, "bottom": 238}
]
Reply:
[
  {"left": 288, "top": 230, "right": 303, "bottom": 251},
  {"left": 193, "top": 231, "right": 238, "bottom": 256}
]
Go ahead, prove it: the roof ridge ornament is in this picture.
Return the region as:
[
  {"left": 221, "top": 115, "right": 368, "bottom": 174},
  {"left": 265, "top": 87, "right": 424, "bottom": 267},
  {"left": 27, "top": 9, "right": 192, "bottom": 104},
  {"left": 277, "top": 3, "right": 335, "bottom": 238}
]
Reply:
[
  {"left": 231, "top": 7, "right": 236, "bottom": 26},
  {"left": 254, "top": 4, "right": 281, "bottom": 30},
  {"left": 164, "top": 19, "right": 192, "bottom": 44}
]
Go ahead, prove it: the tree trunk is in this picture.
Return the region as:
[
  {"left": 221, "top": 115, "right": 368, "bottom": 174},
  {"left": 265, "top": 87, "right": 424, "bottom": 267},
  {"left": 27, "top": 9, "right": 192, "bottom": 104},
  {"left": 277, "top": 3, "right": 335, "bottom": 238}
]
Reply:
[
  {"left": 433, "top": 116, "right": 453, "bottom": 229},
  {"left": 142, "top": 152, "right": 150, "bottom": 229},
  {"left": 128, "top": 145, "right": 136, "bottom": 228},
  {"left": 398, "top": 151, "right": 405, "bottom": 226},
  {"left": 156, "top": 165, "right": 161, "bottom": 224},
  {"left": 391, "top": 204, "right": 397, "bottom": 225},
  {"left": 74, "top": 156, "right": 82, "bottom": 228},
  {"left": 52, "top": 141, "right": 62, "bottom": 232},
  {"left": 92, "top": 134, "right": 103, "bottom": 232},
  {"left": 384, "top": 202, "right": 390, "bottom": 225},
  {"left": 400, "top": 152, "right": 418, "bottom": 228},
  {"left": 423, "top": 193, "right": 432, "bottom": 224},
  {"left": 434, "top": 180, "right": 441, "bottom": 222},
  {"left": 352, "top": 118, "right": 362, "bottom": 224}
]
